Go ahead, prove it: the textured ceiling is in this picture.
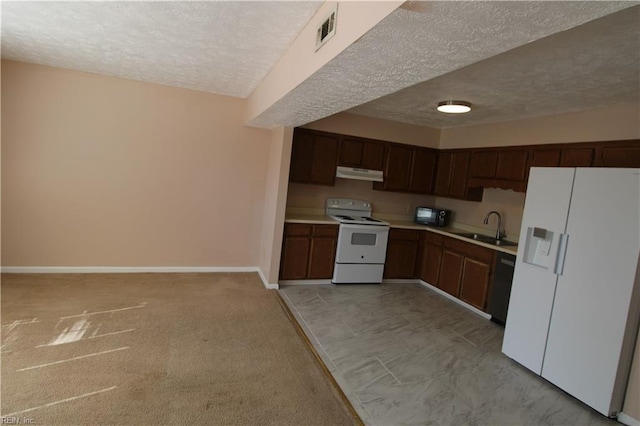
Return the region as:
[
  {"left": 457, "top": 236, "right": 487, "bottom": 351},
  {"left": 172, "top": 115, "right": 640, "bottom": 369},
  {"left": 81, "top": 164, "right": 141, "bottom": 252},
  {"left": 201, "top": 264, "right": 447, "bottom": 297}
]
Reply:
[
  {"left": 1, "top": 1, "right": 321, "bottom": 98},
  {"left": 2, "top": 1, "right": 638, "bottom": 129},
  {"left": 248, "top": 1, "right": 639, "bottom": 128},
  {"left": 348, "top": 5, "right": 640, "bottom": 128}
]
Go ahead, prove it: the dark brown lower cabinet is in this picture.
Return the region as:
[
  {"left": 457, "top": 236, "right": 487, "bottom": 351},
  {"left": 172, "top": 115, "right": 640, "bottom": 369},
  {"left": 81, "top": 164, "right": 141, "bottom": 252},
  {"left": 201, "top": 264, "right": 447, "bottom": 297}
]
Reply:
[
  {"left": 384, "top": 229, "right": 422, "bottom": 279},
  {"left": 420, "top": 233, "right": 496, "bottom": 311},
  {"left": 280, "top": 224, "right": 338, "bottom": 280},
  {"left": 308, "top": 236, "right": 337, "bottom": 279},
  {"left": 420, "top": 233, "right": 443, "bottom": 286},
  {"left": 438, "top": 249, "right": 464, "bottom": 297},
  {"left": 459, "top": 258, "right": 492, "bottom": 310}
]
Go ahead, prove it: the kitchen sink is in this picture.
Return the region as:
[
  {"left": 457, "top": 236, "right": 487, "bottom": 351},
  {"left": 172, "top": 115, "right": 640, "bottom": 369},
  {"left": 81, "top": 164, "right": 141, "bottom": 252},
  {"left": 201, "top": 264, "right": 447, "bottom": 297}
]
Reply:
[{"left": 452, "top": 232, "right": 518, "bottom": 247}]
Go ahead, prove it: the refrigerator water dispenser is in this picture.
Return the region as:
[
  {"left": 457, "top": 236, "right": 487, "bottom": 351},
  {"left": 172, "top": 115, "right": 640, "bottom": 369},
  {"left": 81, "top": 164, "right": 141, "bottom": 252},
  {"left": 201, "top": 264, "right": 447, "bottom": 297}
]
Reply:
[{"left": 522, "top": 227, "right": 555, "bottom": 269}]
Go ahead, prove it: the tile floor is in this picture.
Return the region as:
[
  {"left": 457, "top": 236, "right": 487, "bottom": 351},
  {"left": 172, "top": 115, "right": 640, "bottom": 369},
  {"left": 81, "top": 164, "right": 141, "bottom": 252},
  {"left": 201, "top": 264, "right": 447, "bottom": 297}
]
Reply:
[{"left": 279, "top": 282, "right": 617, "bottom": 426}]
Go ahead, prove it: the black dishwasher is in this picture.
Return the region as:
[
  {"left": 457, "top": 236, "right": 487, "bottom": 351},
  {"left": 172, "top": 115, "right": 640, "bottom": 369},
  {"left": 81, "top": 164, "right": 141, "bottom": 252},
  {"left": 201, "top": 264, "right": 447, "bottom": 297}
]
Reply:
[{"left": 489, "top": 252, "right": 516, "bottom": 325}]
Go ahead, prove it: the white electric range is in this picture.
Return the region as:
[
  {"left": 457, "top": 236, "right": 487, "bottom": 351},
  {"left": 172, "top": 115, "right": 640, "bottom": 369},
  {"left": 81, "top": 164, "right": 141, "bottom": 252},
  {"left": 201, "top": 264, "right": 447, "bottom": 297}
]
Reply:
[{"left": 326, "top": 198, "right": 390, "bottom": 284}]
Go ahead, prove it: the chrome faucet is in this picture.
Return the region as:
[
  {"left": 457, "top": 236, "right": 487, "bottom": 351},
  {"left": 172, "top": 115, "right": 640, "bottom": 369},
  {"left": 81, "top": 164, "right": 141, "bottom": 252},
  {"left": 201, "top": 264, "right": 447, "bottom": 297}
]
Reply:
[{"left": 484, "top": 211, "right": 505, "bottom": 240}]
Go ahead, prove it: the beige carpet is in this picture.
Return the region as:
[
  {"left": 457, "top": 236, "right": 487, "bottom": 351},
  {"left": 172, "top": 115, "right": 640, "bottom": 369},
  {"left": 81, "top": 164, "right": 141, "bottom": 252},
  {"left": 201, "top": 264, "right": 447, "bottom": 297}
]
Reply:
[{"left": 1, "top": 273, "right": 360, "bottom": 425}]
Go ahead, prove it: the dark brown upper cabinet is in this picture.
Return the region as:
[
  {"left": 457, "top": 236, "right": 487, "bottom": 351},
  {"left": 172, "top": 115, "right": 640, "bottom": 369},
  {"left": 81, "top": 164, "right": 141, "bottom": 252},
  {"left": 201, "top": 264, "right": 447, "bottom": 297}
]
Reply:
[
  {"left": 530, "top": 148, "right": 562, "bottom": 167},
  {"left": 468, "top": 148, "right": 528, "bottom": 192},
  {"left": 595, "top": 140, "right": 640, "bottom": 168},
  {"left": 435, "top": 150, "right": 483, "bottom": 201},
  {"left": 373, "top": 144, "right": 437, "bottom": 195},
  {"left": 469, "top": 151, "right": 498, "bottom": 178},
  {"left": 289, "top": 127, "right": 638, "bottom": 196},
  {"left": 378, "top": 144, "right": 413, "bottom": 191},
  {"left": 289, "top": 129, "right": 338, "bottom": 186},
  {"left": 409, "top": 148, "right": 438, "bottom": 194},
  {"left": 560, "top": 147, "right": 595, "bottom": 167},
  {"left": 338, "top": 137, "right": 385, "bottom": 171},
  {"left": 529, "top": 144, "right": 598, "bottom": 168}
]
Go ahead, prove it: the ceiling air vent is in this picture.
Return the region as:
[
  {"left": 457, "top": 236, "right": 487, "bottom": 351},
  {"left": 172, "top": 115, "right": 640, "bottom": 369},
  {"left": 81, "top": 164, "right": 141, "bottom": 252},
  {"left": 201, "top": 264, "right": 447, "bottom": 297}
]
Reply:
[{"left": 315, "top": 5, "right": 337, "bottom": 51}]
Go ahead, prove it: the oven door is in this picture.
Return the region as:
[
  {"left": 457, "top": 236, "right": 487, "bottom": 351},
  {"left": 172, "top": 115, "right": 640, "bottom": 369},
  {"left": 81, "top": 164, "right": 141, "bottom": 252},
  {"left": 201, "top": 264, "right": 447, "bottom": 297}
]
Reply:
[{"left": 335, "top": 224, "right": 389, "bottom": 264}]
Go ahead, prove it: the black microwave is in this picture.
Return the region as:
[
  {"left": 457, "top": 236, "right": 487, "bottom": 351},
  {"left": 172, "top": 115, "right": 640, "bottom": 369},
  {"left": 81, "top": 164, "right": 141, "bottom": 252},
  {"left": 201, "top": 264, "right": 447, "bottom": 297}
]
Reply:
[{"left": 414, "top": 206, "right": 451, "bottom": 227}]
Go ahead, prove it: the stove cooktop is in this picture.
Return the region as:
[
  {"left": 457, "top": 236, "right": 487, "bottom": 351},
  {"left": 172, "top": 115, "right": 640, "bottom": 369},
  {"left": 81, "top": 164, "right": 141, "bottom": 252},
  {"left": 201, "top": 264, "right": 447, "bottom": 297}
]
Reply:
[{"left": 330, "top": 215, "right": 390, "bottom": 226}]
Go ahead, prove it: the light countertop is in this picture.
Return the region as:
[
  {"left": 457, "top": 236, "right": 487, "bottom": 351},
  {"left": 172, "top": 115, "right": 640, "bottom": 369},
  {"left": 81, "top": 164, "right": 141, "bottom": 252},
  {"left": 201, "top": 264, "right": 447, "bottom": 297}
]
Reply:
[
  {"left": 284, "top": 213, "right": 339, "bottom": 225},
  {"left": 284, "top": 213, "right": 518, "bottom": 255}
]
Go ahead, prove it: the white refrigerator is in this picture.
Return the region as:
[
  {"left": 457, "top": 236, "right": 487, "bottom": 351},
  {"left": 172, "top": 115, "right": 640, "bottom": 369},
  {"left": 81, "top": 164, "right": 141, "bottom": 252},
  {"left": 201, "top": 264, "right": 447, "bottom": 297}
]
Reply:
[{"left": 502, "top": 167, "right": 640, "bottom": 418}]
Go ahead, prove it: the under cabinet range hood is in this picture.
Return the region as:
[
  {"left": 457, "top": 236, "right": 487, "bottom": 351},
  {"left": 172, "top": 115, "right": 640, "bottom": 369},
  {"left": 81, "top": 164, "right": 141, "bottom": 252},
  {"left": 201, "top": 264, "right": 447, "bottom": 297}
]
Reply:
[{"left": 336, "top": 166, "right": 384, "bottom": 182}]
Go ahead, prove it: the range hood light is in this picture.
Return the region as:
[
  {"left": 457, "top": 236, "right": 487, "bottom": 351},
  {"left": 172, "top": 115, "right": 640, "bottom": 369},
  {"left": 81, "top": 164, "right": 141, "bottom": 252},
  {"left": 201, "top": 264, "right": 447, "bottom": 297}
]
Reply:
[{"left": 437, "top": 100, "right": 472, "bottom": 114}]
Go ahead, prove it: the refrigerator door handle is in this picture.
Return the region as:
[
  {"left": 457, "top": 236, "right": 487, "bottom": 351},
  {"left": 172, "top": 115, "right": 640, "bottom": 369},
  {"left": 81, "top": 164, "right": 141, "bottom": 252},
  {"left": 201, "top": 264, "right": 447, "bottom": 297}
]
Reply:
[{"left": 554, "top": 233, "right": 569, "bottom": 276}]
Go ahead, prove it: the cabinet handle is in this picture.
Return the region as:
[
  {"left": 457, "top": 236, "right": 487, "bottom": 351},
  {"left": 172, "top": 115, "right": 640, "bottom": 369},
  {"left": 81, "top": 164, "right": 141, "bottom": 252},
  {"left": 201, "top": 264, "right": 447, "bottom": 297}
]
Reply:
[{"left": 500, "top": 258, "right": 515, "bottom": 267}]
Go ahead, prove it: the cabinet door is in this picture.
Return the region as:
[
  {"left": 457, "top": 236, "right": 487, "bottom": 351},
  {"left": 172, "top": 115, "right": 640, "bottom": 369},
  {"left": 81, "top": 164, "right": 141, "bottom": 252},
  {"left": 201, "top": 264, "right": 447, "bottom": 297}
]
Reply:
[
  {"left": 361, "top": 141, "right": 385, "bottom": 170},
  {"left": 290, "top": 131, "right": 338, "bottom": 185},
  {"left": 339, "top": 138, "right": 385, "bottom": 170},
  {"left": 310, "top": 134, "right": 339, "bottom": 185},
  {"left": 560, "top": 147, "right": 595, "bottom": 167},
  {"left": 308, "top": 225, "right": 338, "bottom": 279},
  {"left": 289, "top": 131, "right": 314, "bottom": 183},
  {"left": 530, "top": 148, "right": 561, "bottom": 167},
  {"left": 496, "top": 150, "right": 528, "bottom": 181},
  {"left": 599, "top": 142, "right": 640, "bottom": 167},
  {"left": 459, "top": 258, "right": 492, "bottom": 310},
  {"left": 434, "top": 152, "right": 452, "bottom": 196},
  {"left": 469, "top": 151, "right": 498, "bottom": 178},
  {"left": 384, "top": 145, "right": 413, "bottom": 191},
  {"left": 308, "top": 237, "right": 337, "bottom": 279},
  {"left": 449, "top": 152, "right": 470, "bottom": 199},
  {"left": 438, "top": 250, "right": 464, "bottom": 297},
  {"left": 339, "top": 138, "right": 365, "bottom": 167},
  {"left": 280, "top": 237, "right": 311, "bottom": 279},
  {"left": 384, "top": 240, "right": 419, "bottom": 279},
  {"left": 421, "top": 242, "right": 443, "bottom": 286},
  {"left": 408, "top": 148, "right": 437, "bottom": 194},
  {"left": 384, "top": 229, "right": 420, "bottom": 279}
]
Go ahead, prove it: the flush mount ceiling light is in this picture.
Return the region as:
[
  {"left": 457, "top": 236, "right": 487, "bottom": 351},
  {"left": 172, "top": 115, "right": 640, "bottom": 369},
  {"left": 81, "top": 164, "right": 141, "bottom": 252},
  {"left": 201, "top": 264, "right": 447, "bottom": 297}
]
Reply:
[{"left": 437, "top": 100, "right": 472, "bottom": 114}]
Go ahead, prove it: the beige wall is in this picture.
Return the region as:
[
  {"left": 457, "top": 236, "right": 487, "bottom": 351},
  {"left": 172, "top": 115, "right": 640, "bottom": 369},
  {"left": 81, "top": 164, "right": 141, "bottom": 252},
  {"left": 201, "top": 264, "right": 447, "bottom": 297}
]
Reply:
[
  {"left": 1, "top": 60, "right": 272, "bottom": 267},
  {"left": 435, "top": 189, "right": 526, "bottom": 238},
  {"left": 259, "top": 127, "right": 293, "bottom": 285},
  {"left": 303, "top": 112, "right": 441, "bottom": 148},
  {"left": 440, "top": 105, "right": 640, "bottom": 149},
  {"left": 287, "top": 179, "right": 436, "bottom": 218}
]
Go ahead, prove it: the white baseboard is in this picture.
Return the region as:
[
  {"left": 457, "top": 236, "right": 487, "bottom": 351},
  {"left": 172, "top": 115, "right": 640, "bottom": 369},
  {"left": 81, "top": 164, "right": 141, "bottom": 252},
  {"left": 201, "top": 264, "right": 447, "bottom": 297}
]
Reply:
[
  {"left": 1, "top": 266, "right": 280, "bottom": 290},
  {"left": 418, "top": 280, "right": 492, "bottom": 320},
  {"left": 257, "top": 268, "right": 279, "bottom": 290},
  {"left": 618, "top": 412, "right": 640, "bottom": 426},
  {"left": 0, "top": 266, "right": 260, "bottom": 274}
]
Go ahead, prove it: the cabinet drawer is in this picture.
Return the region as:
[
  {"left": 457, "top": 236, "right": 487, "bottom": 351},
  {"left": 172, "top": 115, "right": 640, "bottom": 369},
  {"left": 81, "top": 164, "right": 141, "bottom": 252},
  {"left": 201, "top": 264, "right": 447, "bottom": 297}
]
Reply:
[
  {"left": 313, "top": 225, "right": 339, "bottom": 238},
  {"left": 284, "top": 224, "right": 312, "bottom": 237},
  {"left": 444, "top": 237, "right": 494, "bottom": 263},
  {"left": 389, "top": 229, "right": 421, "bottom": 241},
  {"left": 425, "top": 232, "right": 444, "bottom": 246}
]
